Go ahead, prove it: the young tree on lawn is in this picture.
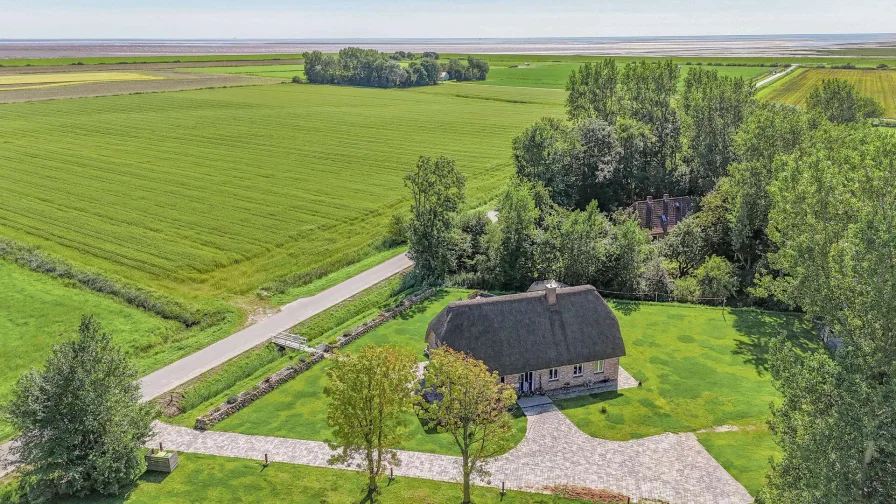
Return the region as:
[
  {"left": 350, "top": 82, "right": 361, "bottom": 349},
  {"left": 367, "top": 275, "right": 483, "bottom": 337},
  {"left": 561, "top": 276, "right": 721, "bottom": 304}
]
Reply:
[
  {"left": 404, "top": 155, "right": 466, "bottom": 284},
  {"left": 325, "top": 345, "right": 417, "bottom": 496},
  {"left": 3, "top": 315, "right": 154, "bottom": 500},
  {"left": 419, "top": 348, "right": 517, "bottom": 504}
]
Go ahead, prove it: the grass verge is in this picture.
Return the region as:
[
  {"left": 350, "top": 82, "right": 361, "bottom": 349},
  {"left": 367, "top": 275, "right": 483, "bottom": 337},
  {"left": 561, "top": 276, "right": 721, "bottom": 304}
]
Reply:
[
  {"left": 33, "top": 452, "right": 594, "bottom": 503},
  {"left": 696, "top": 427, "right": 778, "bottom": 497}
]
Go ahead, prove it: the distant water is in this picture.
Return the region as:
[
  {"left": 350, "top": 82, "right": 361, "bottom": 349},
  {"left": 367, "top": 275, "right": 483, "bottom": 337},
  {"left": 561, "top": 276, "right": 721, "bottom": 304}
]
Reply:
[{"left": 0, "top": 34, "right": 894, "bottom": 59}]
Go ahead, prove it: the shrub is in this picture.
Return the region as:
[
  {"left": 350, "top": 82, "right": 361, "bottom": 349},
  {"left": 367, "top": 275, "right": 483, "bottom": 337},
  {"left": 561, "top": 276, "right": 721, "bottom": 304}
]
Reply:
[
  {"left": 693, "top": 255, "right": 737, "bottom": 300},
  {"left": 384, "top": 211, "right": 410, "bottom": 246},
  {"left": 672, "top": 276, "right": 700, "bottom": 303}
]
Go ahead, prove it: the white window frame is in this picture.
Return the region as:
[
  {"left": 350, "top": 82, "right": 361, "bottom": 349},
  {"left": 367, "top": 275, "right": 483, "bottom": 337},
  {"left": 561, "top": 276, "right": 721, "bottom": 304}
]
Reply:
[
  {"left": 548, "top": 368, "right": 559, "bottom": 381},
  {"left": 594, "top": 360, "right": 604, "bottom": 373},
  {"left": 572, "top": 363, "right": 584, "bottom": 377}
]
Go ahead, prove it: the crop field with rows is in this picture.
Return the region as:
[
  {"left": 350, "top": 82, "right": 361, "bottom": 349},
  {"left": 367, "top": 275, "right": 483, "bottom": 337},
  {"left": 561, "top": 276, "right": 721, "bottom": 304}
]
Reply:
[
  {"left": 759, "top": 68, "right": 896, "bottom": 117},
  {"left": 0, "top": 83, "right": 562, "bottom": 300}
]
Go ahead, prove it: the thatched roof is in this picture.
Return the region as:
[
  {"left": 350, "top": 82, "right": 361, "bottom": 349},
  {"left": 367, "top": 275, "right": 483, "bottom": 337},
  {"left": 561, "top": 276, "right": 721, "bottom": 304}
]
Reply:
[
  {"left": 527, "top": 279, "right": 569, "bottom": 292},
  {"left": 426, "top": 285, "right": 625, "bottom": 376}
]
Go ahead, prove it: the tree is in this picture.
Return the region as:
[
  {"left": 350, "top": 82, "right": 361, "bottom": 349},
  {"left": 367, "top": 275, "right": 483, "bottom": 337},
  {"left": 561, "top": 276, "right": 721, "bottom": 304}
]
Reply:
[
  {"left": 806, "top": 78, "right": 884, "bottom": 123},
  {"left": 613, "top": 117, "right": 654, "bottom": 204},
  {"left": 760, "top": 125, "right": 896, "bottom": 502},
  {"left": 692, "top": 255, "right": 736, "bottom": 300},
  {"left": 678, "top": 67, "right": 756, "bottom": 194},
  {"left": 488, "top": 180, "right": 538, "bottom": 289},
  {"left": 725, "top": 103, "right": 807, "bottom": 271},
  {"left": 604, "top": 217, "right": 650, "bottom": 294},
  {"left": 565, "top": 59, "right": 619, "bottom": 123},
  {"left": 405, "top": 155, "right": 466, "bottom": 284},
  {"left": 325, "top": 345, "right": 417, "bottom": 496},
  {"left": 512, "top": 118, "right": 576, "bottom": 207},
  {"left": 569, "top": 119, "right": 621, "bottom": 209},
  {"left": 658, "top": 215, "right": 707, "bottom": 277},
  {"left": 3, "top": 316, "right": 154, "bottom": 499},
  {"left": 419, "top": 348, "right": 517, "bottom": 504},
  {"left": 618, "top": 60, "right": 682, "bottom": 192}
]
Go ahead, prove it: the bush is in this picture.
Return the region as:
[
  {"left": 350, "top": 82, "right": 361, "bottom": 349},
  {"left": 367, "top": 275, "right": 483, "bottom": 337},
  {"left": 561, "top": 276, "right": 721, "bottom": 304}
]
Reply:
[
  {"left": 672, "top": 276, "right": 700, "bottom": 303},
  {"left": 639, "top": 256, "right": 673, "bottom": 295},
  {"left": 693, "top": 255, "right": 737, "bottom": 300},
  {"left": 385, "top": 211, "right": 410, "bottom": 246}
]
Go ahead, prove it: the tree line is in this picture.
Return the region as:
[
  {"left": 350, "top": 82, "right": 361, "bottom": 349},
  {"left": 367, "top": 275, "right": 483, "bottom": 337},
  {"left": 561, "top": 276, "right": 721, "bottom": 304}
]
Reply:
[{"left": 303, "top": 48, "right": 489, "bottom": 88}]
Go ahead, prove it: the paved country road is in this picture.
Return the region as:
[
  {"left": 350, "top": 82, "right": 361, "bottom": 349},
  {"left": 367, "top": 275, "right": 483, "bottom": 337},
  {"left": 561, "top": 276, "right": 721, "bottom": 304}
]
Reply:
[
  {"left": 140, "top": 252, "right": 413, "bottom": 401},
  {"left": 754, "top": 64, "right": 798, "bottom": 88}
]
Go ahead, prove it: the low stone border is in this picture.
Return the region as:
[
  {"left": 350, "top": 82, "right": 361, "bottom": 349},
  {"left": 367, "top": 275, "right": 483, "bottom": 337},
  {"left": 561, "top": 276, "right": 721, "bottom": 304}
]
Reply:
[{"left": 194, "top": 288, "right": 436, "bottom": 430}]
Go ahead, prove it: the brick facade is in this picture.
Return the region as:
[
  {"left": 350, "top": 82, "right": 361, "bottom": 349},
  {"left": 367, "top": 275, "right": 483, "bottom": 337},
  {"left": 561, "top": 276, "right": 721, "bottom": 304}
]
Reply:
[{"left": 501, "top": 357, "right": 620, "bottom": 394}]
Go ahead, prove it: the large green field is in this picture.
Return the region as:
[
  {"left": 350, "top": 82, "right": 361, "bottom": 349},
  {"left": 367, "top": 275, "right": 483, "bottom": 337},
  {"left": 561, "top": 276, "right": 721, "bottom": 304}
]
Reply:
[
  {"left": 0, "top": 260, "right": 178, "bottom": 440},
  {"left": 0, "top": 83, "right": 562, "bottom": 301},
  {"left": 759, "top": 67, "right": 896, "bottom": 117},
  {"left": 182, "top": 64, "right": 305, "bottom": 79}
]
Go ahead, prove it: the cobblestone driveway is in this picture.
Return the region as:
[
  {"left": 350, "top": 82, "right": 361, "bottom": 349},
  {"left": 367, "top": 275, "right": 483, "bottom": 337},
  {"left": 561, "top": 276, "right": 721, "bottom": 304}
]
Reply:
[{"left": 149, "top": 402, "right": 752, "bottom": 504}]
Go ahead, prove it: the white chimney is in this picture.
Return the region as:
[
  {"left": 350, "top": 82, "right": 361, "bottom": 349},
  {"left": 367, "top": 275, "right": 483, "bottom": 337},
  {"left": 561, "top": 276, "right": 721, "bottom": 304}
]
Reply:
[{"left": 546, "top": 280, "right": 558, "bottom": 305}]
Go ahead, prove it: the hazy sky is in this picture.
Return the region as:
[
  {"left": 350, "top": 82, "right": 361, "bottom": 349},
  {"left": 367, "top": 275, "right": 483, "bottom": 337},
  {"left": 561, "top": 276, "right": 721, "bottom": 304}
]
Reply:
[{"left": 1, "top": 0, "right": 893, "bottom": 39}]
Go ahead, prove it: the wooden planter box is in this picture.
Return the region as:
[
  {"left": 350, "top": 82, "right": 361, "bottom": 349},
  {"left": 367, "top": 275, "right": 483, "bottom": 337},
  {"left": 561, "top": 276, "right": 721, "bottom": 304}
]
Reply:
[{"left": 145, "top": 450, "right": 179, "bottom": 473}]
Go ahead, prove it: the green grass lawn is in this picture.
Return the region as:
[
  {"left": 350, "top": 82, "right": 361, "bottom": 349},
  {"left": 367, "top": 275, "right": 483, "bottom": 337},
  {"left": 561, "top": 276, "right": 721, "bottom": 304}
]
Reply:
[
  {"left": 0, "top": 83, "right": 561, "bottom": 303},
  {"left": 213, "top": 289, "right": 527, "bottom": 456},
  {"left": 0, "top": 260, "right": 178, "bottom": 441},
  {"left": 697, "top": 426, "right": 779, "bottom": 497},
  {"left": 555, "top": 301, "right": 817, "bottom": 495},
  {"left": 47, "top": 452, "right": 588, "bottom": 504}
]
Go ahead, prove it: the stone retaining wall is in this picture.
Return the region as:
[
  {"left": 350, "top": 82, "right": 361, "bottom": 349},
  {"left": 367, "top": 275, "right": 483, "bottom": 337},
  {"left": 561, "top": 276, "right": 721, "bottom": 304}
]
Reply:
[{"left": 194, "top": 288, "right": 436, "bottom": 430}]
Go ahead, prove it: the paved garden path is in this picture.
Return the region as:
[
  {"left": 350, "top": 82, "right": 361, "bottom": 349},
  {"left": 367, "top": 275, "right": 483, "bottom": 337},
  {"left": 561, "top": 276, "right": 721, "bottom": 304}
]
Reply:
[
  {"left": 139, "top": 252, "right": 413, "bottom": 401},
  {"left": 148, "top": 401, "right": 752, "bottom": 504}
]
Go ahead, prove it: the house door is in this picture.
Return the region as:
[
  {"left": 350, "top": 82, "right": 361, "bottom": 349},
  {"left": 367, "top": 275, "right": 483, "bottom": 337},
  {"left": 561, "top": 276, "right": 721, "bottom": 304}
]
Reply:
[{"left": 519, "top": 371, "right": 534, "bottom": 394}]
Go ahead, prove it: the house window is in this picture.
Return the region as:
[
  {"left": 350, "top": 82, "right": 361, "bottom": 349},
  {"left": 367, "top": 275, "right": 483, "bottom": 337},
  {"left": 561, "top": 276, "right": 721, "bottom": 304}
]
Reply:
[
  {"left": 573, "top": 364, "right": 583, "bottom": 377},
  {"left": 594, "top": 360, "right": 604, "bottom": 373},
  {"left": 500, "top": 376, "right": 505, "bottom": 384},
  {"left": 548, "top": 368, "right": 559, "bottom": 381}
]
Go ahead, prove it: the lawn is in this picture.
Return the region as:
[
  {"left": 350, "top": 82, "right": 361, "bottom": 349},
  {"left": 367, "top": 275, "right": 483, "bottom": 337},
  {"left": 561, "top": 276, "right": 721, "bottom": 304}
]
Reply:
[
  {"left": 0, "top": 260, "right": 178, "bottom": 441},
  {"left": 213, "top": 289, "right": 528, "bottom": 456},
  {"left": 759, "top": 67, "right": 896, "bottom": 117},
  {"left": 0, "top": 83, "right": 562, "bottom": 301},
  {"left": 555, "top": 301, "right": 817, "bottom": 495},
  {"left": 46, "top": 452, "right": 589, "bottom": 504},
  {"left": 697, "top": 426, "right": 779, "bottom": 497}
]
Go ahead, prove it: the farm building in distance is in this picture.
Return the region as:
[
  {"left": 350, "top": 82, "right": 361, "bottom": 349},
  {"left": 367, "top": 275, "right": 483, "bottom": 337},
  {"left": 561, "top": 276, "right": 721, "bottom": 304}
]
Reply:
[
  {"left": 425, "top": 281, "right": 625, "bottom": 395},
  {"left": 631, "top": 194, "right": 694, "bottom": 237}
]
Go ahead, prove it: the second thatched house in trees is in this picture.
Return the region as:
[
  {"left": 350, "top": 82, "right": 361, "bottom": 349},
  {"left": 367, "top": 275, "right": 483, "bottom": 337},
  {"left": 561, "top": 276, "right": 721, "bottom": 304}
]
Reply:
[{"left": 425, "top": 281, "right": 625, "bottom": 394}]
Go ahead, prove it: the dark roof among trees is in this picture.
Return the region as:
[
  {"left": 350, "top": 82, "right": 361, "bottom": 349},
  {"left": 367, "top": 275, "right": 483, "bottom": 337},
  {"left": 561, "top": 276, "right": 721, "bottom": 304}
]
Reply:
[
  {"left": 426, "top": 285, "right": 625, "bottom": 376},
  {"left": 631, "top": 194, "right": 693, "bottom": 236}
]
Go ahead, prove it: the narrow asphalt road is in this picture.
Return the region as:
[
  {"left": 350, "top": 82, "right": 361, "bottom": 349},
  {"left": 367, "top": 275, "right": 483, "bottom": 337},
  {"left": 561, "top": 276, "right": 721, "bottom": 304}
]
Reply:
[
  {"left": 139, "top": 252, "right": 413, "bottom": 401},
  {"left": 754, "top": 64, "right": 798, "bottom": 88}
]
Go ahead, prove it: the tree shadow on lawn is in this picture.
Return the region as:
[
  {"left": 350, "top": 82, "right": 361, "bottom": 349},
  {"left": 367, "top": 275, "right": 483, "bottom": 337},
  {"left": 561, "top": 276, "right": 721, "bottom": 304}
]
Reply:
[
  {"left": 608, "top": 299, "right": 641, "bottom": 316},
  {"left": 730, "top": 309, "right": 823, "bottom": 377}
]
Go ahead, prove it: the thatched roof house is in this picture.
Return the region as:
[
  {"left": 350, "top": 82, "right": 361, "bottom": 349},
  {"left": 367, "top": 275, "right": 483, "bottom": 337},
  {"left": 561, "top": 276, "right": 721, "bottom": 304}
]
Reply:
[{"left": 426, "top": 284, "right": 625, "bottom": 394}]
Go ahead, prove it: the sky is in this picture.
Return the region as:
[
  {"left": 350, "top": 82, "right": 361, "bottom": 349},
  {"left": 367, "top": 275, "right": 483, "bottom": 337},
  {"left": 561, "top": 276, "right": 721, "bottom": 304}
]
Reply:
[{"left": 1, "top": 0, "right": 894, "bottom": 39}]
